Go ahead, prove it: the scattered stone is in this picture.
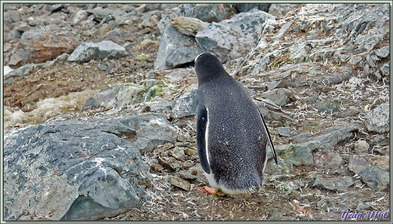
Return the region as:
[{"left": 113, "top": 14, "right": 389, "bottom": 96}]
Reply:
[
  {"left": 353, "top": 140, "right": 369, "bottom": 154},
  {"left": 358, "top": 166, "right": 389, "bottom": 190},
  {"left": 83, "top": 84, "right": 144, "bottom": 110},
  {"left": 303, "top": 125, "right": 358, "bottom": 151},
  {"left": 348, "top": 155, "right": 371, "bottom": 174},
  {"left": 268, "top": 4, "right": 298, "bottom": 18},
  {"left": 277, "top": 144, "right": 314, "bottom": 169},
  {"left": 317, "top": 195, "right": 332, "bottom": 209},
  {"left": 72, "top": 9, "right": 88, "bottom": 25},
  {"left": 375, "top": 46, "right": 389, "bottom": 58},
  {"left": 172, "top": 90, "right": 197, "bottom": 118},
  {"left": 364, "top": 102, "right": 389, "bottom": 133},
  {"left": 178, "top": 165, "right": 206, "bottom": 183},
  {"left": 158, "top": 157, "right": 181, "bottom": 172},
  {"left": 170, "top": 147, "right": 186, "bottom": 161},
  {"left": 4, "top": 10, "right": 22, "bottom": 27},
  {"left": 176, "top": 4, "right": 234, "bottom": 23},
  {"left": 177, "top": 131, "right": 192, "bottom": 142},
  {"left": 126, "top": 114, "right": 177, "bottom": 154},
  {"left": 370, "top": 155, "right": 389, "bottom": 167},
  {"left": 314, "top": 152, "right": 343, "bottom": 170},
  {"left": 4, "top": 63, "right": 36, "bottom": 86},
  {"left": 185, "top": 148, "right": 198, "bottom": 158},
  {"left": 169, "top": 175, "right": 191, "bottom": 191},
  {"left": 170, "top": 16, "right": 209, "bottom": 36},
  {"left": 277, "top": 127, "right": 298, "bottom": 137},
  {"left": 349, "top": 55, "right": 363, "bottom": 65},
  {"left": 261, "top": 88, "right": 295, "bottom": 106},
  {"left": 313, "top": 176, "right": 354, "bottom": 192},
  {"left": 233, "top": 3, "right": 271, "bottom": 13},
  {"left": 68, "top": 40, "right": 129, "bottom": 62},
  {"left": 355, "top": 203, "right": 374, "bottom": 214},
  {"left": 139, "top": 12, "right": 160, "bottom": 29},
  {"left": 315, "top": 100, "right": 340, "bottom": 113},
  {"left": 291, "top": 132, "right": 312, "bottom": 143},
  {"left": 6, "top": 29, "right": 22, "bottom": 41},
  {"left": 380, "top": 63, "right": 389, "bottom": 77}
]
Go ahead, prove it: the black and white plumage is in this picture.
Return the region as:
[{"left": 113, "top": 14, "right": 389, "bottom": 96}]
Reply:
[{"left": 195, "top": 52, "right": 278, "bottom": 195}]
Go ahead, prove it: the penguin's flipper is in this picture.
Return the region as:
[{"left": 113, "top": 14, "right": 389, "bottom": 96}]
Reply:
[
  {"left": 196, "top": 105, "right": 211, "bottom": 173},
  {"left": 259, "top": 112, "right": 278, "bottom": 164}
]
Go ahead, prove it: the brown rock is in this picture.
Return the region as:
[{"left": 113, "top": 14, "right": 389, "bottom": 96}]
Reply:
[
  {"left": 170, "top": 16, "right": 209, "bottom": 36},
  {"left": 16, "top": 25, "right": 80, "bottom": 65}
]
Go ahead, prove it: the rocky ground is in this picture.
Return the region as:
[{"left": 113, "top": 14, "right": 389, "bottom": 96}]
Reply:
[{"left": 3, "top": 3, "right": 390, "bottom": 221}]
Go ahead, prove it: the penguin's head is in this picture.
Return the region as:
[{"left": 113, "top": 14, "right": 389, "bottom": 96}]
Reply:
[{"left": 195, "top": 53, "right": 227, "bottom": 83}]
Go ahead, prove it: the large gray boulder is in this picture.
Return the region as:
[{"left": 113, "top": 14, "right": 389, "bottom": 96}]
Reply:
[
  {"left": 195, "top": 9, "right": 275, "bottom": 63},
  {"left": 4, "top": 113, "right": 176, "bottom": 220},
  {"left": 154, "top": 24, "right": 204, "bottom": 70}
]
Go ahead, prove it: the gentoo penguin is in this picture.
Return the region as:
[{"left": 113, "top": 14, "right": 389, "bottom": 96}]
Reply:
[{"left": 195, "top": 52, "right": 278, "bottom": 195}]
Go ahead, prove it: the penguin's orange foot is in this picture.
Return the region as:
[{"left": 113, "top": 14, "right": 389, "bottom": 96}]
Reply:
[{"left": 199, "top": 186, "right": 225, "bottom": 196}]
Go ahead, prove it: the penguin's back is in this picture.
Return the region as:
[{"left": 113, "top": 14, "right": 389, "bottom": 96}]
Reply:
[{"left": 198, "top": 75, "right": 268, "bottom": 192}]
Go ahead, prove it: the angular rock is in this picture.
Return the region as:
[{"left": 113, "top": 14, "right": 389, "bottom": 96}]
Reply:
[
  {"left": 380, "top": 63, "right": 389, "bottom": 77},
  {"left": 196, "top": 10, "right": 275, "bottom": 62},
  {"left": 13, "top": 25, "right": 80, "bottom": 66},
  {"left": 72, "top": 9, "right": 88, "bottom": 25},
  {"left": 139, "top": 13, "right": 160, "bottom": 29},
  {"left": 315, "top": 66, "right": 353, "bottom": 86},
  {"left": 177, "top": 4, "right": 234, "bottom": 23},
  {"left": 169, "top": 176, "right": 191, "bottom": 191},
  {"left": 123, "top": 114, "right": 177, "bottom": 154},
  {"left": 339, "top": 3, "right": 390, "bottom": 52},
  {"left": 302, "top": 124, "right": 358, "bottom": 151},
  {"left": 315, "top": 100, "right": 340, "bottom": 113},
  {"left": 233, "top": 3, "right": 271, "bottom": 13},
  {"left": 179, "top": 165, "right": 208, "bottom": 184},
  {"left": 268, "top": 124, "right": 358, "bottom": 172},
  {"left": 255, "top": 101, "right": 293, "bottom": 123},
  {"left": 313, "top": 152, "right": 343, "bottom": 170},
  {"left": 4, "top": 10, "right": 22, "bottom": 27},
  {"left": 185, "top": 148, "right": 198, "bottom": 157},
  {"left": 4, "top": 63, "right": 36, "bottom": 87},
  {"left": 154, "top": 24, "right": 204, "bottom": 70},
  {"left": 291, "top": 132, "right": 312, "bottom": 143},
  {"left": 158, "top": 157, "right": 181, "bottom": 172},
  {"left": 68, "top": 40, "right": 128, "bottom": 62},
  {"left": 358, "top": 166, "right": 389, "bottom": 190},
  {"left": 365, "top": 102, "right": 389, "bottom": 133},
  {"left": 275, "top": 144, "right": 314, "bottom": 170},
  {"left": 313, "top": 176, "right": 354, "bottom": 192},
  {"left": 170, "top": 147, "right": 186, "bottom": 161},
  {"left": 261, "top": 88, "right": 295, "bottom": 106},
  {"left": 172, "top": 90, "right": 197, "bottom": 119},
  {"left": 84, "top": 84, "right": 145, "bottom": 110},
  {"left": 353, "top": 140, "right": 369, "bottom": 154},
  {"left": 4, "top": 116, "right": 151, "bottom": 220},
  {"left": 348, "top": 155, "right": 371, "bottom": 174},
  {"left": 6, "top": 29, "right": 22, "bottom": 41},
  {"left": 4, "top": 66, "right": 13, "bottom": 76},
  {"left": 268, "top": 4, "right": 298, "bottom": 18},
  {"left": 170, "top": 16, "right": 209, "bottom": 36},
  {"left": 375, "top": 46, "right": 389, "bottom": 58},
  {"left": 277, "top": 127, "right": 298, "bottom": 137}
]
